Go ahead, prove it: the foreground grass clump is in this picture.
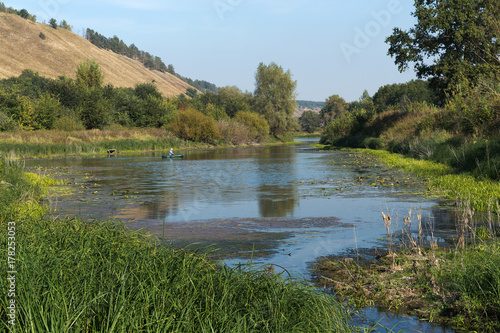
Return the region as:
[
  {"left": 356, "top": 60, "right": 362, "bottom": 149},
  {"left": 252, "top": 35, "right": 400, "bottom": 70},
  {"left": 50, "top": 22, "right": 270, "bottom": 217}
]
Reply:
[
  {"left": 315, "top": 240, "right": 500, "bottom": 333},
  {"left": 435, "top": 241, "right": 500, "bottom": 330},
  {"left": 313, "top": 196, "right": 500, "bottom": 332},
  {"left": 0, "top": 156, "right": 58, "bottom": 223},
  {"left": 0, "top": 218, "right": 354, "bottom": 332}
]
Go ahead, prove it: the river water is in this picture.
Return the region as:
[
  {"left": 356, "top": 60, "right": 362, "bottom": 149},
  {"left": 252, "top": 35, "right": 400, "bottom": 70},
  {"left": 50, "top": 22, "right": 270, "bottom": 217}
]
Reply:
[{"left": 26, "top": 139, "right": 460, "bottom": 332}]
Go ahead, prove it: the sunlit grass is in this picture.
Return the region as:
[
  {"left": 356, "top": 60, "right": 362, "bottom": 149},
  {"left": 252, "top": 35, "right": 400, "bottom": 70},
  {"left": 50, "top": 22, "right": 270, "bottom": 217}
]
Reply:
[
  {"left": 352, "top": 149, "right": 500, "bottom": 212},
  {"left": 0, "top": 128, "right": 189, "bottom": 158}
]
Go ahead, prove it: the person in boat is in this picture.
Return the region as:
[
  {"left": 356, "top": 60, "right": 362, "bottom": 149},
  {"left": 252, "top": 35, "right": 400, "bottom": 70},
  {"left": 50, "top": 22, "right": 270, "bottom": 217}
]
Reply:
[{"left": 169, "top": 148, "right": 174, "bottom": 157}]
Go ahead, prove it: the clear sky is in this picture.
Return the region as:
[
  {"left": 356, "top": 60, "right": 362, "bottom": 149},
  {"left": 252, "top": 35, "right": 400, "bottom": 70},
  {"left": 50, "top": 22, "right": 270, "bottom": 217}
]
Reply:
[{"left": 10, "top": 0, "right": 419, "bottom": 102}]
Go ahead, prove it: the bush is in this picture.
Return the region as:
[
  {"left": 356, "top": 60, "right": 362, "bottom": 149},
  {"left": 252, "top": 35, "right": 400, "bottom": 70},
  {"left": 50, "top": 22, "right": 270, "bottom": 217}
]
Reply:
[
  {"left": 0, "top": 111, "right": 16, "bottom": 131},
  {"left": 35, "top": 93, "right": 61, "bottom": 129},
  {"left": 169, "top": 108, "right": 221, "bottom": 143},
  {"left": 52, "top": 114, "right": 85, "bottom": 131},
  {"left": 217, "top": 119, "right": 250, "bottom": 145},
  {"left": 234, "top": 111, "right": 269, "bottom": 142}
]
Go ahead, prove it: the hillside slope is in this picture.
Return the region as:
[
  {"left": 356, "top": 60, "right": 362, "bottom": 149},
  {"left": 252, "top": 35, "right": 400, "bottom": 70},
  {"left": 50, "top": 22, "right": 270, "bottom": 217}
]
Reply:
[{"left": 0, "top": 13, "right": 194, "bottom": 96}]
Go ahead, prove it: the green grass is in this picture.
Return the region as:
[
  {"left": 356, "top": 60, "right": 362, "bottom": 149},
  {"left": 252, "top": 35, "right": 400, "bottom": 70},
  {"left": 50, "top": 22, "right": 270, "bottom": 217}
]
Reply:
[
  {"left": 348, "top": 148, "right": 500, "bottom": 212},
  {"left": 0, "top": 156, "right": 355, "bottom": 332},
  {"left": 434, "top": 241, "right": 500, "bottom": 331},
  {"left": 0, "top": 137, "right": 188, "bottom": 158},
  {"left": 1, "top": 218, "right": 354, "bottom": 332}
]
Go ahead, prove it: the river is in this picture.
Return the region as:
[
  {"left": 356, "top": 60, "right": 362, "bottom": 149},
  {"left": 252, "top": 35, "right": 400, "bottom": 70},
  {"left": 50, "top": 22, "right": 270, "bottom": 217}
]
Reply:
[{"left": 26, "top": 139, "right": 460, "bottom": 332}]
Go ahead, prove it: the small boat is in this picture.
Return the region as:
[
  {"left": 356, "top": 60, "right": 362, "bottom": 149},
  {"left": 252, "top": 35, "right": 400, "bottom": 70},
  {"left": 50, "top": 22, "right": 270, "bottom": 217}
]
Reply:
[{"left": 162, "top": 154, "right": 184, "bottom": 159}]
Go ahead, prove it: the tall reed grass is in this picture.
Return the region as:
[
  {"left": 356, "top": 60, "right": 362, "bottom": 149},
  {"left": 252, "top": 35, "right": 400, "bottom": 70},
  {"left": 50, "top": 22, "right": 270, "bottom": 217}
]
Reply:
[
  {"left": 0, "top": 128, "right": 187, "bottom": 158},
  {"left": 0, "top": 217, "right": 355, "bottom": 332}
]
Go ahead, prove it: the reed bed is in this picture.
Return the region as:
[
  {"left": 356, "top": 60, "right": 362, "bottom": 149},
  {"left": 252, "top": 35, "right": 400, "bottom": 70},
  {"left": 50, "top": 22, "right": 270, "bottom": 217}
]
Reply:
[{"left": 0, "top": 128, "right": 190, "bottom": 158}]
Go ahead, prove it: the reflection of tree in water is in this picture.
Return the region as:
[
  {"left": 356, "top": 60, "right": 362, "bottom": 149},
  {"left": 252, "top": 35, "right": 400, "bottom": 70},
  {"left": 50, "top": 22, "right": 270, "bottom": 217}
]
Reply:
[
  {"left": 258, "top": 185, "right": 297, "bottom": 217},
  {"left": 256, "top": 145, "right": 298, "bottom": 217}
]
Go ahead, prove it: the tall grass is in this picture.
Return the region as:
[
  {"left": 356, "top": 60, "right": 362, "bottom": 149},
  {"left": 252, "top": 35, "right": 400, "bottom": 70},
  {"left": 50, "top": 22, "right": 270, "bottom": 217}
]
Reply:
[
  {"left": 0, "top": 128, "right": 188, "bottom": 158},
  {"left": 433, "top": 241, "right": 500, "bottom": 330},
  {"left": 0, "top": 156, "right": 355, "bottom": 333},
  {"left": 0, "top": 219, "right": 355, "bottom": 332}
]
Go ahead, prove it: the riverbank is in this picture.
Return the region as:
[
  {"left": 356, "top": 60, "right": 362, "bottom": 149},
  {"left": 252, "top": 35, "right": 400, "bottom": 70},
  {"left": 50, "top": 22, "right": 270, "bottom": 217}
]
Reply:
[
  {"left": 315, "top": 145, "right": 500, "bottom": 212},
  {"left": 0, "top": 128, "right": 298, "bottom": 159},
  {"left": 313, "top": 237, "right": 500, "bottom": 332},
  {"left": 310, "top": 145, "right": 500, "bottom": 332},
  {"left": 0, "top": 156, "right": 355, "bottom": 332}
]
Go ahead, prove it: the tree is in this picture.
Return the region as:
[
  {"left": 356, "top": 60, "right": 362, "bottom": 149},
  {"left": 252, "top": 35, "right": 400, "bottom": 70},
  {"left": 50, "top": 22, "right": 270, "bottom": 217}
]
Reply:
[
  {"left": 254, "top": 62, "right": 297, "bottom": 136},
  {"left": 134, "top": 82, "right": 162, "bottom": 100},
  {"left": 320, "top": 95, "right": 347, "bottom": 125},
  {"left": 217, "top": 86, "right": 252, "bottom": 118},
  {"left": 49, "top": 18, "right": 57, "bottom": 29},
  {"left": 386, "top": 0, "right": 500, "bottom": 97},
  {"left": 373, "top": 80, "right": 437, "bottom": 112},
  {"left": 18, "top": 9, "right": 29, "bottom": 19},
  {"left": 78, "top": 87, "right": 111, "bottom": 129},
  {"left": 299, "top": 110, "right": 321, "bottom": 133},
  {"left": 76, "top": 59, "right": 104, "bottom": 89},
  {"left": 59, "top": 20, "right": 72, "bottom": 31}
]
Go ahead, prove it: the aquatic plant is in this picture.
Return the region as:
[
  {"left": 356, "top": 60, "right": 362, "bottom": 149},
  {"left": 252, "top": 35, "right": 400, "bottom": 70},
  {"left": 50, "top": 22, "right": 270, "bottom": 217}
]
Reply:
[{"left": 358, "top": 149, "right": 500, "bottom": 212}]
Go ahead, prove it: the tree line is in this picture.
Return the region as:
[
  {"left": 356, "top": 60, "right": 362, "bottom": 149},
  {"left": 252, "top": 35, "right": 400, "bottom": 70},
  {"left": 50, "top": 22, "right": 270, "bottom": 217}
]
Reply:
[
  {"left": 0, "top": 61, "right": 298, "bottom": 144},
  {"left": 315, "top": 0, "right": 499, "bottom": 180}
]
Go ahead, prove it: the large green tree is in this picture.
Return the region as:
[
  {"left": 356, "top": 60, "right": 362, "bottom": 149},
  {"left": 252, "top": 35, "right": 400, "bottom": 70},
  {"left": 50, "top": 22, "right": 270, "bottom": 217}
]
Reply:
[
  {"left": 254, "top": 62, "right": 298, "bottom": 136},
  {"left": 217, "top": 86, "right": 253, "bottom": 118},
  {"left": 386, "top": 0, "right": 500, "bottom": 97}
]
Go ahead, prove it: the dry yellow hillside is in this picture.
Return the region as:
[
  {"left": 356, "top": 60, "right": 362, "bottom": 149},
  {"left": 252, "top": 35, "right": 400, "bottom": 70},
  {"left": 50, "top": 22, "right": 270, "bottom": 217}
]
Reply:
[{"left": 0, "top": 13, "right": 195, "bottom": 96}]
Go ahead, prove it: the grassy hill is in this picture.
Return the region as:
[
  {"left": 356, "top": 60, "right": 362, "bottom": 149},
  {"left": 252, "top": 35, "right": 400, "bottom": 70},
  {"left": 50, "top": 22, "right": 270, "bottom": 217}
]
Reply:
[{"left": 0, "top": 13, "right": 194, "bottom": 97}]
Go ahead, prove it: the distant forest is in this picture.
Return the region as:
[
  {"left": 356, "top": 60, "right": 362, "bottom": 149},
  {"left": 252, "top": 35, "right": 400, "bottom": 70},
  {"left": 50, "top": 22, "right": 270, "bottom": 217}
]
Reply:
[
  {"left": 296, "top": 100, "right": 324, "bottom": 110},
  {"left": 0, "top": 3, "right": 219, "bottom": 93}
]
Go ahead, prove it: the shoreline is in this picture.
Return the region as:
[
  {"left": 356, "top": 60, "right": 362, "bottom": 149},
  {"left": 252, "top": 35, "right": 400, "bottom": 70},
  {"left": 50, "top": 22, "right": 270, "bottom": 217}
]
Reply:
[{"left": 0, "top": 128, "right": 307, "bottom": 160}]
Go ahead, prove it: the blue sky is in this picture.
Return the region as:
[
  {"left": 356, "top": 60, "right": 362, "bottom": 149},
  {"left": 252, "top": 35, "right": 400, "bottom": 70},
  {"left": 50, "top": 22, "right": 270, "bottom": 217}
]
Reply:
[{"left": 11, "top": 0, "right": 418, "bottom": 102}]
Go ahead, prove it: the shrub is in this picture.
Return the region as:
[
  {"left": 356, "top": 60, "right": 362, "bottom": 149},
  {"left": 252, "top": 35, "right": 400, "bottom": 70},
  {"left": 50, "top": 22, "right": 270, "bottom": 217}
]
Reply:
[
  {"left": 203, "top": 103, "right": 228, "bottom": 120},
  {"left": 0, "top": 111, "right": 15, "bottom": 131},
  {"left": 234, "top": 111, "right": 269, "bottom": 142},
  {"left": 169, "top": 108, "right": 221, "bottom": 143},
  {"left": 52, "top": 114, "right": 85, "bottom": 131},
  {"left": 217, "top": 119, "right": 250, "bottom": 145},
  {"left": 35, "top": 93, "right": 60, "bottom": 129}
]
